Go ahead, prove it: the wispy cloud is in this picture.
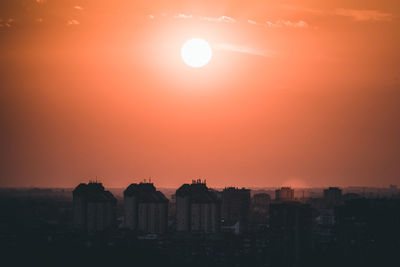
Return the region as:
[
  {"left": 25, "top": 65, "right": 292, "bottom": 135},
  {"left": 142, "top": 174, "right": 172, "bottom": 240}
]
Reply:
[
  {"left": 246, "top": 19, "right": 309, "bottom": 28},
  {"left": 334, "top": 9, "right": 393, "bottom": 21},
  {"left": 201, "top": 16, "right": 236, "bottom": 23},
  {"left": 148, "top": 13, "right": 309, "bottom": 31},
  {"left": 173, "top": 14, "right": 193, "bottom": 19},
  {"left": 67, "top": 19, "right": 79, "bottom": 25},
  {"left": 266, "top": 20, "right": 309, "bottom": 28},
  {"left": 171, "top": 14, "right": 236, "bottom": 23},
  {"left": 282, "top": 5, "right": 393, "bottom": 22},
  {"left": 214, "top": 43, "right": 277, "bottom": 58},
  {"left": 0, "top": 18, "right": 14, "bottom": 28}
]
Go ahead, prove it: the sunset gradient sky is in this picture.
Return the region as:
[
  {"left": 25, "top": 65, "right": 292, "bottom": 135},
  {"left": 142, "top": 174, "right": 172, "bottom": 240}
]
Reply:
[{"left": 1, "top": 0, "right": 399, "bottom": 188}]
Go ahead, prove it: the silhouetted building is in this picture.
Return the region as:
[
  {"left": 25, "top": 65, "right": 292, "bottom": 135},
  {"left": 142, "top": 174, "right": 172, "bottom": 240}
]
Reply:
[
  {"left": 342, "top": 192, "right": 362, "bottom": 201},
  {"left": 388, "top": 184, "right": 398, "bottom": 198},
  {"left": 275, "top": 187, "right": 295, "bottom": 201},
  {"left": 323, "top": 187, "right": 342, "bottom": 207},
  {"left": 221, "top": 187, "right": 250, "bottom": 233},
  {"left": 176, "top": 179, "right": 221, "bottom": 233},
  {"left": 335, "top": 198, "right": 400, "bottom": 266},
  {"left": 73, "top": 181, "right": 117, "bottom": 232},
  {"left": 124, "top": 182, "right": 168, "bottom": 234},
  {"left": 253, "top": 193, "right": 271, "bottom": 206},
  {"left": 270, "top": 202, "right": 312, "bottom": 267},
  {"left": 250, "top": 193, "right": 271, "bottom": 228}
]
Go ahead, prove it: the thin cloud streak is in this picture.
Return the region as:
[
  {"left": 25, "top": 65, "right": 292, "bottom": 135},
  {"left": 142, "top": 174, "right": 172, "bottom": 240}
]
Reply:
[
  {"left": 246, "top": 19, "right": 309, "bottom": 28},
  {"left": 266, "top": 20, "right": 309, "bottom": 28},
  {"left": 201, "top": 15, "right": 236, "bottom": 23},
  {"left": 214, "top": 43, "right": 277, "bottom": 58},
  {"left": 0, "top": 18, "right": 14, "bottom": 28},
  {"left": 173, "top": 14, "right": 193, "bottom": 19},
  {"left": 172, "top": 14, "right": 236, "bottom": 23},
  {"left": 282, "top": 5, "right": 393, "bottom": 22},
  {"left": 149, "top": 14, "right": 309, "bottom": 29},
  {"left": 67, "top": 19, "right": 79, "bottom": 25},
  {"left": 334, "top": 9, "right": 393, "bottom": 21}
]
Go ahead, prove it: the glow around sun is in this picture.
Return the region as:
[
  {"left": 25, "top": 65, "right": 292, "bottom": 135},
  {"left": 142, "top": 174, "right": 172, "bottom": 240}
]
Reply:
[{"left": 181, "top": 38, "right": 212, "bottom": 68}]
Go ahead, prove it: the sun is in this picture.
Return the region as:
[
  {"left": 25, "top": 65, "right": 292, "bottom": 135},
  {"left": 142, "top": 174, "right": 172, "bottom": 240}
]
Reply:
[{"left": 181, "top": 38, "right": 212, "bottom": 68}]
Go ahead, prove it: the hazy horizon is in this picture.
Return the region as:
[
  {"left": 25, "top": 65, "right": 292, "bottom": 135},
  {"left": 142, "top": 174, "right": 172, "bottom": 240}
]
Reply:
[{"left": 0, "top": 182, "right": 397, "bottom": 189}]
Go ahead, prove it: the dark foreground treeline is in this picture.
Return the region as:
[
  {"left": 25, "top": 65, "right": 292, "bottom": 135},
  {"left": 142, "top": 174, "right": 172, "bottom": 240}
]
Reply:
[{"left": 0, "top": 193, "right": 399, "bottom": 267}]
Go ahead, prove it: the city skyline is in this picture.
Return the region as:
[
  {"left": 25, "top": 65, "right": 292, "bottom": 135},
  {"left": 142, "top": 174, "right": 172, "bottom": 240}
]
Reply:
[
  {"left": 1, "top": 178, "right": 398, "bottom": 189},
  {"left": 1, "top": 178, "right": 398, "bottom": 267}
]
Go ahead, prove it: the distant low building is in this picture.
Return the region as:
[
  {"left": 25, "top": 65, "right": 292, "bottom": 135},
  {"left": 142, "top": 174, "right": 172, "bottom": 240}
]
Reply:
[
  {"left": 323, "top": 187, "right": 342, "bottom": 207},
  {"left": 124, "top": 182, "right": 168, "bottom": 234},
  {"left": 176, "top": 179, "right": 221, "bottom": 233},
  {"left": 73, "top": 181, "right": 117, "bottom": 232},
  {"left": 342, "top": 192, "right": 363, "bottom": 202},
  {"left": 252, "top": 193, "right": 271, "bottom": 207},
  {"left": 275, "top": 187, "right": 294, "bottom": 201}
]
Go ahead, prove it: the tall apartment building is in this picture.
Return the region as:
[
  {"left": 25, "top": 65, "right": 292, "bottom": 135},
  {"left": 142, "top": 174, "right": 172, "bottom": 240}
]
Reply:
[
  {"left": 275, "top": 187, "right": 295, "bottom": 201},
  {"left": 73, "top": 181, "right": 117, "bottom": 232},
  {"left": 270, "top": 202, "right": 312, "bottom": 266},
  {"left": 221, "top": 187, "right": 250, "bottom": 233},
  {"left": 176, "top": 179, "right": 221, "bottom": 233},
  {"left": 124, "top": 182, "right": 168, "bottom": 234}
]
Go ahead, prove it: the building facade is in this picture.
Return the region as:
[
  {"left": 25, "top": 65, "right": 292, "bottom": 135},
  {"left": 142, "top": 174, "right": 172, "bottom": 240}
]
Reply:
[
  {"left": 269, "top": 202, "right": 313, "bottom": 266},
  {"left": 124, "top": 182, "right": 168, "bottom": 234},
  {"left": 73, "top": 181, "right": 117, "bottom": 232},
  {"left": 221, "top": 187, "right": 250, "bottom": 233},
  {"left": 176, "top": 179, "right": 221, "bottom": 233},
  {"left": 250, "top": 193, "right": 271, "bottom": 228}
]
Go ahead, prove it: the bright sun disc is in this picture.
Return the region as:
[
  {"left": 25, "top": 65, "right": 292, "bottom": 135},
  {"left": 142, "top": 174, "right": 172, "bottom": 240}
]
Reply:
[{"left": 181, "top": 38, "right": 212, "bottom": 68}]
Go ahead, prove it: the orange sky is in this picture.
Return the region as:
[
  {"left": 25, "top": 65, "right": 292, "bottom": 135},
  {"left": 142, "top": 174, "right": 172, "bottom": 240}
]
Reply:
[{"left": 0, "top": 0, "right": 399, "bottom": 188}]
